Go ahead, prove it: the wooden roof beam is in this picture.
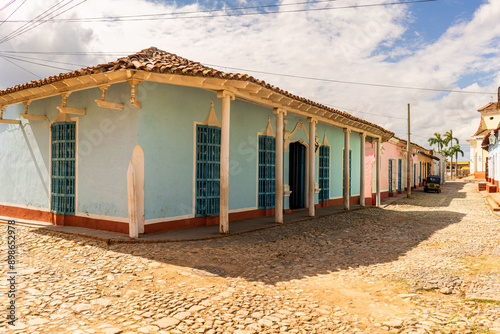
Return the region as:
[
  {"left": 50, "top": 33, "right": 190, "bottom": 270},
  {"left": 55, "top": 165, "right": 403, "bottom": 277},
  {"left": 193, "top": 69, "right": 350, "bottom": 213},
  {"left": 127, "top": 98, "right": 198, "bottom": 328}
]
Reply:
[
  {"left": 225, "top": 80, "right": 250, "bottom": 89},
  {"left": 252, "top": 89, "right": 273, "bottom": 99}
]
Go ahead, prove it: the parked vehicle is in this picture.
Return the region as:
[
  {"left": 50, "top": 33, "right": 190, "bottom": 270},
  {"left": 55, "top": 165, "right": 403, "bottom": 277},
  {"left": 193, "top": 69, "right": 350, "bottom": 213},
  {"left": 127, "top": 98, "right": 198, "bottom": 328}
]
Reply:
[{"left": 424, "top": 175, "right": 441, "bottom": 193}]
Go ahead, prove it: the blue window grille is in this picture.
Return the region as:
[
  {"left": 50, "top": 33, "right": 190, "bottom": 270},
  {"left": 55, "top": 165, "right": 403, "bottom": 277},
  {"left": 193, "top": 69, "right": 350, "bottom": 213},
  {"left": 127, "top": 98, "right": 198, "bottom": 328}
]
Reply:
[
  {"left": 51, "top": 122, "right": 76, "bottom": 215},
  {"left": 342, "top": 149, "right": 352, "bottom": 197},
  {"left": 388, "top": 160, "right": 393, "bottom": 193},
  {"left": 398, "top": 159, "right": 402, "bottom": 191},
  {"left": 427, "top": 162, "right": 431, "bottom": 176},
  {"left": 196, "top": 125, "right": 221, "bottom": 217},
  {"left": 414, "top": 164, "right": 417, "bottom": 187},
  {"left": 319, "top": 146, "right": 330, "bottom": 202},
  {"left": 258, "top": 135, "right": 276, "bottom": 209},
  {"left": 420, "top": 162, "right": 423, "bottom": 182}
]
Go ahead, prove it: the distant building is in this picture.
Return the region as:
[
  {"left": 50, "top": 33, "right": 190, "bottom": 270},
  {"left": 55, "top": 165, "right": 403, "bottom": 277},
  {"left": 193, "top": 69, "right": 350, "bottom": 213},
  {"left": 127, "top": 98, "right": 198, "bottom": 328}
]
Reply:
[{"left": 469, "top": 88, "right": 500, "bottom": 179}]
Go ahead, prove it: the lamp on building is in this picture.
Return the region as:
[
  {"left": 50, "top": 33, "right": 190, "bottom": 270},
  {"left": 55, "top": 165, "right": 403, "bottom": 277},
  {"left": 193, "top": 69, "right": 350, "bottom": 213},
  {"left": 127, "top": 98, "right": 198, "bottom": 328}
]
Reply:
[{"left": 489, "top": 132, "right": 497, "bottom": 145}]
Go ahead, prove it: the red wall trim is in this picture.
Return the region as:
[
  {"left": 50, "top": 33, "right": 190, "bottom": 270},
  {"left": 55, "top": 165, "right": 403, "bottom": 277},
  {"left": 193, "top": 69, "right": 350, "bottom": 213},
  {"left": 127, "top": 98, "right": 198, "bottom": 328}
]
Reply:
[
  {"left": 0, "top": 204, "right": 51, "bottom": 222},
  {"left": 318, "top": 196, "right": 361, "bottom": 207},
  {"left": 475, "top": 172, "right": 486, "bottom": 179}
]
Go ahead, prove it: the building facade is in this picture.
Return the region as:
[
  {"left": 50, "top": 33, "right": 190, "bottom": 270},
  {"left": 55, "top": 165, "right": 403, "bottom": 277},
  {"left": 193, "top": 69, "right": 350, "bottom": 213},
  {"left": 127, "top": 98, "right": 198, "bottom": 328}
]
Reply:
[
  {"left": 469, "top": 88, "right": 500, "bottom": 179},
  {"left": 0, "top": 47, "right": 394, "bottom": 235}
]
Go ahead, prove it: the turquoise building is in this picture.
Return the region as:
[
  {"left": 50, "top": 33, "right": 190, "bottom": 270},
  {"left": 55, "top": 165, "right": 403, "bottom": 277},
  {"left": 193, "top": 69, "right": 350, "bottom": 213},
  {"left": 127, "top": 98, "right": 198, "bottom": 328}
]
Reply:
[{"left": 0, "top": 48, "right": 393, "bottom": 235}]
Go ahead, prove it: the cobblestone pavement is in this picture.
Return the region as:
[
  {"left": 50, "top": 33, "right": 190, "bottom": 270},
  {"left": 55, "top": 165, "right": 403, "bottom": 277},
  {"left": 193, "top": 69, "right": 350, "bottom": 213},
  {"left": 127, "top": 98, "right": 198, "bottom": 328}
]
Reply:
[{"left": 2, "top": 181, "right": 500, "bottom": 333}]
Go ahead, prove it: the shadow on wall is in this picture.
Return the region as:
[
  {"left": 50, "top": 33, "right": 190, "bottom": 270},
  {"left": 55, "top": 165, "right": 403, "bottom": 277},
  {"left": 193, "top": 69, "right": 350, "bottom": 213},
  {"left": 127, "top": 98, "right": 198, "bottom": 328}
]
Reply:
[{"left": 31, "top": 183, "right": 467, "bottom": 285}]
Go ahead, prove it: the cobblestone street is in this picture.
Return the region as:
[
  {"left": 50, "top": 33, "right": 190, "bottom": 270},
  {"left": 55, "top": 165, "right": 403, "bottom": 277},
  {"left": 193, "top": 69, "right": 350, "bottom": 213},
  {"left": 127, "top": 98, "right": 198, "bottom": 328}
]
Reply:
[{"left": 2, "top": 180, "right": 500, "bottom": 333}]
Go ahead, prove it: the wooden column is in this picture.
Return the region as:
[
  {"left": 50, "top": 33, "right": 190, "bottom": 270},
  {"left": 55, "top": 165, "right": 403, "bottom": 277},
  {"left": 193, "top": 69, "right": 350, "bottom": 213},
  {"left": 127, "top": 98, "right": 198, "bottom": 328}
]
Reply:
[
  {"left": 344, "top": 129, "right": 351, "bottom": 210},
  {"left": 274, "top": 108, "right": 286, "bottom": 223},
  {"left": 376, "top": 138, "right": 382, "bottom": 207},
  {"left": 360, "top": 133, "right": 366, "bottom": 207},
  {"left": 217, "top": 90, "right": 235, "bottom": 234},
  {"left": 127, "top": 162, "right": 138, "bottom": 238},
  {"left": 308, "top": 117, "right": 317, "bottom": 217}
]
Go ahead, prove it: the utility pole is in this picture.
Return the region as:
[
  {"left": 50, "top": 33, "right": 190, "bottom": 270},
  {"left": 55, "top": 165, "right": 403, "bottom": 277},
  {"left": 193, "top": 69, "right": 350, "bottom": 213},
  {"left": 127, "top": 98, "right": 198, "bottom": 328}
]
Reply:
[{"left": 407, "top": 104, "right": 411, "bottom": 199}]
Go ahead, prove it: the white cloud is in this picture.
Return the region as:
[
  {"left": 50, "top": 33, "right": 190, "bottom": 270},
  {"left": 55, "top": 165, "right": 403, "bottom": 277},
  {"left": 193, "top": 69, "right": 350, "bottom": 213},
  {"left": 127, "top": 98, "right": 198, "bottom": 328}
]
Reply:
[{"left": 1, "top": 0, "right": 500, "bottom": 163}]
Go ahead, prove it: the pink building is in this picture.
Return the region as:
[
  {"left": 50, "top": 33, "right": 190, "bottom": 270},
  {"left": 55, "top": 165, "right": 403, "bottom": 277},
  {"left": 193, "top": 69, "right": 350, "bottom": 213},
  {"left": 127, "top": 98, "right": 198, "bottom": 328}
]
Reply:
[{"left": 364, "top": 137, "right": 421, "bottom": 205}]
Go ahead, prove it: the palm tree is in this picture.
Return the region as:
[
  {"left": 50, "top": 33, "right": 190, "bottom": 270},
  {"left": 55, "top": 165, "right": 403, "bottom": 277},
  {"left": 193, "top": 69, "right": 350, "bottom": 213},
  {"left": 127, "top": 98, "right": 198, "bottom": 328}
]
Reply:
[
  {"left": 444, "top": 130, "right": 459, "bottom": 180},
  {"left": 451, "top": 144, "right": 464, "bottom": 178},
  {"left": 442, "top": 148, "right": 452, "bottom": 179},
  {"left": 427, "top": 133, "right": 445, "bottom": 152}
]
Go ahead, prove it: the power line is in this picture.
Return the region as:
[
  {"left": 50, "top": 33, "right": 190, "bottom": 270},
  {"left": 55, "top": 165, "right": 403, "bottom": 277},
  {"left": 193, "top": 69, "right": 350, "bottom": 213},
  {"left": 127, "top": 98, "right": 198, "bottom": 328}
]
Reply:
[
  {"left": 0, "top": 54, "right": 78, "bottom": 71},
  {"left": 0, "top": 0, "right": 75, "bottom": 44},
  {"left": 0, "top": 0, "right": 27, "bottom": 29},
  {"left": 0, "top": 49, "right": 495, "bottom": 96},
  {"left": 0, "top": 56, "right": 39, "bottom": 78},
  {"left": 0, "top": 0, "right": 16, "bottom": 13},
  {"left": 0, "top": 0, "right": 436, "bottom": 23},
  {"left": 205, "top": 63, "right": 497, "bottom": 95},
  {"left": 0, "top": 52, "right": 88, "bottom": 67},
  {"left": 0, "top": 50, "right": 132, "bottom": 55},
  {"left": 0, "top": 0, "right": 87, "bottom": 45},
  {"left": 0, "top": 0, "right": 343, "bottom": 22},
  {"left": 327, "top": 104, "right": 407, "bottom": 120}
]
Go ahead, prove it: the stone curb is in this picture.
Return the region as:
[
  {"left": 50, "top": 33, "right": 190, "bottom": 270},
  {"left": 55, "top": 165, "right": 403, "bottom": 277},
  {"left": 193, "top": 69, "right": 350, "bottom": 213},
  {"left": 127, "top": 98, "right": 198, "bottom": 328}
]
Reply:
[{"left": 0, "top": 207, "right": 367, "bottom": 245}]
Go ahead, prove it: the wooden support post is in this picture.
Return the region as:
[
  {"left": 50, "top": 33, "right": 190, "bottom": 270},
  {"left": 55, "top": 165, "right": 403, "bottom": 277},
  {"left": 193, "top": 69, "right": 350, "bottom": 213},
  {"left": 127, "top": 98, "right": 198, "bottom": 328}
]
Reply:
[
  {"left": 0, "top": 106, "right": 20, "bottom": 124},
  {"left": 127, "top": 161, "right": 139, "bottom": 238},
  {"left": 95, "top": 85, "right": 124, "bottom": 110},
  {"left": 376, "top": 138, "right": 382, "bottom": 207},
  {"left": 360, "top": 133, "right": 366, "bottom": 207},
  {"left": 308, "top": 117, "right": 317, "bottom": 217},
  {"left": 217, "top": 90, "right": 235, "bottom": 234},
  {"left": 131, "top": 145, "right": 145, "bottom": 234},
  {"left": 127, "top": 79, "right": 143, "bottom": 109},
  {"left": 274, "top": 108, "right": 286, "bottom": 223},
  {"left": 344, "top": 129, "right": 351, "bottom": 210}
]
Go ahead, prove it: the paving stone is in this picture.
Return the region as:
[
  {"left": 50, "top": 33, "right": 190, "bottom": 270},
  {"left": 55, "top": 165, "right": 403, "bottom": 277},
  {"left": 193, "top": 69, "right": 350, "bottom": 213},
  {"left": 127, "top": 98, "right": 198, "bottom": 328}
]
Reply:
[
  {"left": 152, "top": 317, "right": 180, "bottom": 328},
  {"left": 4, "top": 182, "right": 500, "bottom": 333}
]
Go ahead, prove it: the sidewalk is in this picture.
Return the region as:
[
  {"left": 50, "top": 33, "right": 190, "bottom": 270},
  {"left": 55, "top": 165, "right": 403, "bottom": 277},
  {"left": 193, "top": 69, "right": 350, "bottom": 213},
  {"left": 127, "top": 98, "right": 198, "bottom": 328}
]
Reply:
[{"left": 0, "top": 197, "right": 406, "bottom": 244}]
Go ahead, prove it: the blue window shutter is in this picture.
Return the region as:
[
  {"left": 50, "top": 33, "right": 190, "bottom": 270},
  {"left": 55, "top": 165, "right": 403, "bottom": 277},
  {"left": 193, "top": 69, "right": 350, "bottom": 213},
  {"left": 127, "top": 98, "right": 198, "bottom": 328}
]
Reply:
[
  {"left": 258, "top": 135, "right": 276, "bottom": 209},
  {"left": 389, "top": 160, "right": 393, "bottom": 193},
  {"left": 398, "top": 159, "right": 402, "bottom": 191},
  {"left": 51, "top": 122, "right": 76, "bottom": 215},
  {"left": 196, "top": 125, "right": 221, "bottom": 217},
  {"left": 319, "top": 146, "right": 330, "bottom": 201}
]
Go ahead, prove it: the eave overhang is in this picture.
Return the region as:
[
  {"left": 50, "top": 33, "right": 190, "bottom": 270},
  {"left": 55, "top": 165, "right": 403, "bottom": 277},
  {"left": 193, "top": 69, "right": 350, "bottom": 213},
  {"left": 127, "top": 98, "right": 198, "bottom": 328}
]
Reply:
[{"left": 0, "top": 69, "right": 394, "bottom": 141}]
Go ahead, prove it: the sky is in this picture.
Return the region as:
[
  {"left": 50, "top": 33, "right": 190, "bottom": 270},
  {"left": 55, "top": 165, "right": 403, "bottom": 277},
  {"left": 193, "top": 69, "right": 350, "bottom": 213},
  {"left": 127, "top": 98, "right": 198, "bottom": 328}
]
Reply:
[{"left": 1, "top": 0, "right": 499, "bottom": 163}]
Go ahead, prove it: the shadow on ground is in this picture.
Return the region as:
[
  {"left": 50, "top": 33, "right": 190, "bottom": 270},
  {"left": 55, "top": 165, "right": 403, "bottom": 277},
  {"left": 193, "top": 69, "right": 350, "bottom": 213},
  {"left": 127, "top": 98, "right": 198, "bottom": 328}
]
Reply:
[
  {"left": 30, "top": 182, "right": 470, "bottom": 285},
  {"left": 388, "top": 181, "right": 468, "bottom": 209}
]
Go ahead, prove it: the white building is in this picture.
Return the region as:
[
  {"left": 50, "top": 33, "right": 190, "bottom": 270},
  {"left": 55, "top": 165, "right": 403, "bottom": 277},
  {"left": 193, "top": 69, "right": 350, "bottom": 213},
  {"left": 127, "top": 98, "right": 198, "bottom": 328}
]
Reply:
[{"left": 469, "top": 88, "right": 500, "bottom": 179}]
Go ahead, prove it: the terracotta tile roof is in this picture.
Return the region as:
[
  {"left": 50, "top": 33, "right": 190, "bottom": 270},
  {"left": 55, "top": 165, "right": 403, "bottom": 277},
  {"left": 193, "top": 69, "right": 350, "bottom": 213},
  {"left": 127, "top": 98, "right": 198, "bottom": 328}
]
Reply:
[
  {"left": 0, "top": 47, "right": 393, "bottom": 136},
  {"left": 392, "top": 136, "right": 428, "bottom": 152},
  {"left": 478, "top": 102, "right": 499, "bottom": 112},
  {"left": 475, "top": 129, "right": 491, "bottom": 137},
  {"left": 472, "top": 117, "right": 488, "bottom": 137}
]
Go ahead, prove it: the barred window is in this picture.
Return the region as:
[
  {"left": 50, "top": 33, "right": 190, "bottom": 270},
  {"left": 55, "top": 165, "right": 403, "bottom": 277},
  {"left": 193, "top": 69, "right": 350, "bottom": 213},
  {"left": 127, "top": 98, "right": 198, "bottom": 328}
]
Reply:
[
  {"left": 195, "top": 125, "right": 221, "bottom": 217},
  {"left": 51, "top": 122, "right": 76, "bottom": 215},
  {"left": 258, "top": 135, "right": 275, "bottom": 209},
  {"left": 319, "top": 146, "right": 330, "bottom": 201}
]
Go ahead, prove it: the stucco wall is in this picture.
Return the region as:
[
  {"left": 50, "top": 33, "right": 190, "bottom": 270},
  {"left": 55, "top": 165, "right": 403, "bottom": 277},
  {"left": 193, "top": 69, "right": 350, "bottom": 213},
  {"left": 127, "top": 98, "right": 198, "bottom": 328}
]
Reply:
[
  {"left": 137, "top": 82, "right": 276, "bottom": 221},
  {"left": 72, "top": 84, "right": 138, "bottom": 218},
  {"left": 0, "top": 102, "right": 51, "bottom": 210}
]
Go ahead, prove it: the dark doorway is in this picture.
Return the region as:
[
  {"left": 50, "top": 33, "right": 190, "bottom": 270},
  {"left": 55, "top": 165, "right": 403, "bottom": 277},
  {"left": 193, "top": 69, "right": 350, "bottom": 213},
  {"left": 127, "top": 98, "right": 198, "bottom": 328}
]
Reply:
[{"left": 289, "top": 142, "right": 306, "bottom": 209}]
